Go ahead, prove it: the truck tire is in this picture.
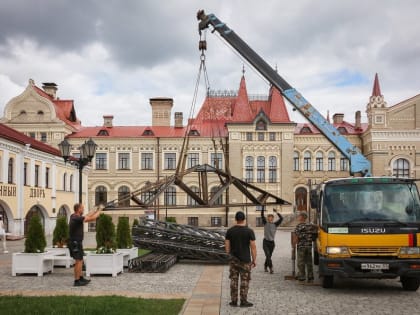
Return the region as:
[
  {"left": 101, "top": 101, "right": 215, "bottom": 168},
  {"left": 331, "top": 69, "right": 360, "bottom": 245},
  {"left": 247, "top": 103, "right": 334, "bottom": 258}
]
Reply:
[
  {"left": 321, "top": 275, "right": 334, "bottom": 288},
  {"left": 401, "top": 276, "right": 420, "bottom": 291}
]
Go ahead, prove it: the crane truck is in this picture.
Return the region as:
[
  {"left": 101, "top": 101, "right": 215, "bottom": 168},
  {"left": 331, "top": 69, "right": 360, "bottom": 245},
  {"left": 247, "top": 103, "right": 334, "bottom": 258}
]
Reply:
[{"left": 197, "top": 10, "right": 420, "bottom": 290}]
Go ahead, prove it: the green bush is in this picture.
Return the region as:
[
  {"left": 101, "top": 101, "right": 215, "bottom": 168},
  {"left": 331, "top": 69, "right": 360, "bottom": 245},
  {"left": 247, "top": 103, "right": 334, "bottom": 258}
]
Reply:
[
  {"left": 132, "top": 218, "right": 139, "bottom": 227},
  {"left": 165, "top": 217, "right": 177, "bottom": 223},
  {"left": 95, "top": 213, "right": 116, "bottom": 253},
  {"left": 52, "top": 216, "right": 69, "bottom": 247},
  {"left": 116, "top": 216, "right": 132, "bottom": 249},
  {"left": 24, "top": 214, "right": 47, "bottom": 253}
]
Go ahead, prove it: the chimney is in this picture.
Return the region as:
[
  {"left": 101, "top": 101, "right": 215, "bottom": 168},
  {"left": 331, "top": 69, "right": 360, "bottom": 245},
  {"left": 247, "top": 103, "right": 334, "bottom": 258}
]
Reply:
[
  {"left": 42, "top": 82, "right": 58, "bottom": 99},
  {"left": 103, "top": 115, "right": 114, "bottom": 127},
  {"left": 174, "top": 112, "right": 183, "bottom": 128},
  {"left": 355, "top": 111, "right": 361, "bottom": 130},
  {"left": 333, "top": 113, "right": 344, "bottom": 124},
  {"left": 150, "top": 97, "right": 173, "bottom": 127}
]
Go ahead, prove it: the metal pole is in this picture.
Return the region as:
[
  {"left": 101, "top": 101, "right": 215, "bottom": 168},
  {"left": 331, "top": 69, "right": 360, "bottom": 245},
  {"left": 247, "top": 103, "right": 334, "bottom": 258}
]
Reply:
[{"left": 78, "top": 163, "right": 83, "bottom": 204}]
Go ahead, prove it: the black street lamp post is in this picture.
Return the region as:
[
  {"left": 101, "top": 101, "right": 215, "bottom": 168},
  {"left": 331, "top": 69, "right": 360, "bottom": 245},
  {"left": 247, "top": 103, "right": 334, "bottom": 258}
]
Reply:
[{"left": 58, "top": 138, "right": 97, "bottom": 204}]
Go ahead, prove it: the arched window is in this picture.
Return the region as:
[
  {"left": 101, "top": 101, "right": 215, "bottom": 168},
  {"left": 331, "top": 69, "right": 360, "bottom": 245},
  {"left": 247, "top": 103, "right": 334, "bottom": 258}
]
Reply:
[
  {"left": 328, "top": 152, "right": 336, "bottom": 171},
  {"left": 316, "top": 152, "right": 324, "bottom": 171},
  {"left": 257, "top": 156, "right": 265, "bottom": 183},
  {"left": 340, "top": 155, "right": 349, "bottom": 171},
  {"left": 393, "top": 158, "right": 410, "bottom": 178},
  {"left": 293, "top": 151, "right": 300, "bottom": 171},
  {"left": 245, "top": 156, "right": 254, "bottom": 183},
  {"left": 269, "top": 156, "right": 277, "bottom": 183},
  {"left": 63, "top": 173, "right": 67, "bottom": 191},
  {"left": 187, "top": 186, "right": 200, "bottom": 206},
  {"left": 57, "top": 206, "right": 67, "bottom": 219},
  {"left": 118, "top": 186, "right": 130, "bottom": 207},
  {"left": 304, "top": 151, "right": 312, "bottom": 171},
  {"left": 164, "top": 186, "right": 176, "bottom": 206},
  {"left": 8, "top": 158, "right": 14, "bottom": 184},
  {"left": 95, "top": 186, "right": 107, "bottom": 206},
  {"left": 210, "top": 186, "right": 223, "bottom": 205}
]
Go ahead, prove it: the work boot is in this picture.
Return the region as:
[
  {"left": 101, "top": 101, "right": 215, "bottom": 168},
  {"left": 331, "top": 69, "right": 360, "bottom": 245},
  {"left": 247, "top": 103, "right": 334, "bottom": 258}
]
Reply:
[
  {"left": 240, "top": 301, "right": 253, "bottom": 307},
  {"left": 79, "top": 277, "right": 91, "bottom": 285},
  {"left": 264, "top": 266, "right": 268, "bottom": 272},
  {"left": 229, "top": 301, "right": 238, "bottom": 307},
  {"left": 73, "top": 279, "right": 87, "bottom": 287},
  {"left": 270, "top": 268, "right": 274, "bottom": 274}
]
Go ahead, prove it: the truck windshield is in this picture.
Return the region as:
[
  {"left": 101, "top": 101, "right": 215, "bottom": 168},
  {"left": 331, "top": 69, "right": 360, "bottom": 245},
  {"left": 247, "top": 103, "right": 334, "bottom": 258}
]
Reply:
[{"left": 322, "top": 183, "right": 420, "bottom": 224}]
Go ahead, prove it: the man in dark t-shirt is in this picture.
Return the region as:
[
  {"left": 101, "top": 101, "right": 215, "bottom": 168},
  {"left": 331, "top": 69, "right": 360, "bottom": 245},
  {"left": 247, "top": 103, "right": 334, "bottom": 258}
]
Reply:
[
  {"left": 69, "top": 203, "right": 102, "bottom": 287},
  {"left": 225, "top": 211, "right": 256, "bottom": 308}
]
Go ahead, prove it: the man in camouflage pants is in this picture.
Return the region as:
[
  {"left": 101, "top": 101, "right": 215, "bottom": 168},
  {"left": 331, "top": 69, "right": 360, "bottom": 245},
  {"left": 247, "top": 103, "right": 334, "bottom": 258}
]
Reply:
[
  {"left": 292, "top": 211, "right": 315, "bottom": 283},
  {"left": 225, "top": 211, "right": 257, "bottom": 307}
]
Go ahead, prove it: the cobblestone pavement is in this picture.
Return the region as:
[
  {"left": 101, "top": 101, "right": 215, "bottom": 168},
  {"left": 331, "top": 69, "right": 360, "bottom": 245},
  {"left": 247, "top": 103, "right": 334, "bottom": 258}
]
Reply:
[
  {"left": 1, "top": 229, "right": 420, "bottom": 314},
  {"left": 220, "top": 228, "right": 420, "bottom": 315}
]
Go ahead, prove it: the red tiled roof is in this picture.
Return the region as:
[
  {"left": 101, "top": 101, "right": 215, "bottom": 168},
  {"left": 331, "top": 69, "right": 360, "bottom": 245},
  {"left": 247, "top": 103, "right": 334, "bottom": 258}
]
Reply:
[
  {"left": 33, "top": 86, "right": 82, "bottom": 129},
  {"left": 371, "top": 73, "right": 382, "bottom": 97},
  {"left": 231, "top": 76, "right": 253, "bottom": 122},
  {"left": 295, "top": 121, "right": 367, "bottom": 135},
  {"left": 0, "top": 123, "right": 61, "bottom": 156}
]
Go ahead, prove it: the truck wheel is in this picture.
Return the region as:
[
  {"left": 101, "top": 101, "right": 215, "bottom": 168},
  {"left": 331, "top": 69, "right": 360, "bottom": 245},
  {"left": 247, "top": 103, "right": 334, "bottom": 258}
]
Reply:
[
  {"left": 401, "top": 276, "right": 420, "bottom": 291},
  {"left": 321, "top": 275, "right": 334, "bottom": 288}
]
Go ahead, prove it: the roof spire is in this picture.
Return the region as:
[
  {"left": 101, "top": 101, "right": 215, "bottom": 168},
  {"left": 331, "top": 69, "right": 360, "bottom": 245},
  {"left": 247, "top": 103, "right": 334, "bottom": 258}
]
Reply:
[
  {"left": 242, "top": 64, "right": 245, "bottom": 76},
  {"left": 326, "top": 110, "right": 330, "bottom": 123},
  {"left": 372, "top": 73, "right": 382, "bottom": 96}
]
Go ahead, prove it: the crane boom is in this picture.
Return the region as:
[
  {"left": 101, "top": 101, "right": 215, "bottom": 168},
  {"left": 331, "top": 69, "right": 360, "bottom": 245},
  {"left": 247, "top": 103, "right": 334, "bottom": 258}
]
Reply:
[{"left": 197, "top": 10, "right": 371, "bottom": 176}]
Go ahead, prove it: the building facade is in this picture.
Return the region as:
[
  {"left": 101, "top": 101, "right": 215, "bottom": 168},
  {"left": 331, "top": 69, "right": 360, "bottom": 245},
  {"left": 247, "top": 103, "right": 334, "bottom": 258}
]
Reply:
[
  {"left": 1, "top": 74, "right": 419, "bottom": 228},
  {"left": 0, "top": 123, "right": 85, "bottom": 236}
]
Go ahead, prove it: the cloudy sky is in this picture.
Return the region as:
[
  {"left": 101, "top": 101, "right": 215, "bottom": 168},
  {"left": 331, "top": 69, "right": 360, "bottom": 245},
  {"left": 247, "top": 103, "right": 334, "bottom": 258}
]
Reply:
[{"left": 0, "top": 0, "right": 419, "bottom": 127}]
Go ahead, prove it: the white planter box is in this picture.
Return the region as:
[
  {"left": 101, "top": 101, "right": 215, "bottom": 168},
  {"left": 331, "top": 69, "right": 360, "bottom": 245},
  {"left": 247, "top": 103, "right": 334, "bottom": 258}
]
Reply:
[
  {"left": 12, "top": 252, "right": 54, "bottom": 276},
  {"left": 116, "top": 247, "right": 138, "bottom": 267},
  {"left": 45, "top": 247, "right": 74, "bottom": 268},
  {"left": 85, "top": 252, "right": 124, "bottom": 277}
]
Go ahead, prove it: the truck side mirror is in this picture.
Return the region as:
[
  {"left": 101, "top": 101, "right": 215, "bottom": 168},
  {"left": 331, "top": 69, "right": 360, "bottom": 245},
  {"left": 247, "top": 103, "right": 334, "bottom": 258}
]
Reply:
[{"left": 310, "top": 189, "right": 318, "bottom": 209}]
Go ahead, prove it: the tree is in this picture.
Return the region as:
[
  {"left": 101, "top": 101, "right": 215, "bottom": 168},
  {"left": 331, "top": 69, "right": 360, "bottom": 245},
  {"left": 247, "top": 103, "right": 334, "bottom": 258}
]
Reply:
[
  {"left": 116, "top": 216, "right": 132, "bottom": 249},
  {"left": 52, "top": 216, "right": 69, "bottom": 248},
  {"left": 95, "top": 213, "right": 116, "bottom": 253},
  {"left": 24, "top": 214, "right": 46, "bottom": 253}
]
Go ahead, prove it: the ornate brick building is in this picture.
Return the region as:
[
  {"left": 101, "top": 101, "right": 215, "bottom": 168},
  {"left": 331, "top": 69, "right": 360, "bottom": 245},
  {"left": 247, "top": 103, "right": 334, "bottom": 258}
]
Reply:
[{"left": 1, "top": 74, "right": 419, "bottom": 229}]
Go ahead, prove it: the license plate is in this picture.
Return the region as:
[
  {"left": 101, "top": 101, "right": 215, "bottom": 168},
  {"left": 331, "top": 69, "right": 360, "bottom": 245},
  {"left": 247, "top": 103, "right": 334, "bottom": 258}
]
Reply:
[{"left": 361, "top": 263, "right": 389, "bottom": 270}]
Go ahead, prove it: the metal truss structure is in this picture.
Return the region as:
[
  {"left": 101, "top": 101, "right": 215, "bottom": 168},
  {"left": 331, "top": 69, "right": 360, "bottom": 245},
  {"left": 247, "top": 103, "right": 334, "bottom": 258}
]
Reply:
[
  {"left": 104, "top": 163, "right": 291, "bottom": 210},
  {"left": 128, "top": 253, "right": 178, "bottom": 273},
  {"left": 131, "top": 218, "right": 229, "bottom": 263}
]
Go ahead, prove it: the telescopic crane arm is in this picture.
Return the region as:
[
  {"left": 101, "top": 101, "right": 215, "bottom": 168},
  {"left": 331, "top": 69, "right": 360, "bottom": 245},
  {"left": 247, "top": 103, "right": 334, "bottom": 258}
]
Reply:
[{"left": 197, "top": 10, "right": 371, "bottom": 177}]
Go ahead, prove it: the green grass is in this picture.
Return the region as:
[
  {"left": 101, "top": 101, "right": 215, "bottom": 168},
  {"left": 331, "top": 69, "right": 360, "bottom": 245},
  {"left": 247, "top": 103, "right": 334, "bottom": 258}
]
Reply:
[{"left": 0, "top": 295, "right": 185, "bottom": 315}]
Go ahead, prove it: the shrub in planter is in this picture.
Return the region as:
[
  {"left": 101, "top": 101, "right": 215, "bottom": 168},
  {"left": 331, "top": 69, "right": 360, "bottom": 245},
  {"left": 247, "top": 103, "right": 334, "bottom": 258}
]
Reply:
[
  {"left": 24, "top": 214, "right": 47, "bottom": 253},
  {"left": 165, "top": 216, "right": 177, "bottom": 223},
  {"left": 132, "top": 218, "right": 139, "bottom": 227},
  {"left": 116, "top": 217, "right": 132, "bottom": 249},
  {"left": 52, "top": 216, "right": 69, "bottom": 248},
  {"left": 95, "top": 213, "right": 116, "bottom": 253}
]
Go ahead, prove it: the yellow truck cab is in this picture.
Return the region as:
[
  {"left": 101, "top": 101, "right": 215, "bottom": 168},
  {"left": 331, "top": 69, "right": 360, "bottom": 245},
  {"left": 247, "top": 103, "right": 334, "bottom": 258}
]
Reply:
[{"left": 311, "top": 177, "right": 420, "bottom": 290}]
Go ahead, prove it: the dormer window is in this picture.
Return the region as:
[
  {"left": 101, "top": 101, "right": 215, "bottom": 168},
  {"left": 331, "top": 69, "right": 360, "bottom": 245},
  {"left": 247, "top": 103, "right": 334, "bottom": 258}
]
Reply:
[
  {"left": 20, "top": 110, "right": 27, "bottom": 115},
  {"left": 142, "top": 129, "right": 154, "bottom": 136},
  {"left": 256, "top": 120, "right": 267, "bottom": 130},
  {"left": 188, "top": 129, "right": 200, "bottom": 136},
  {"left": 337, "top": 127, "right": 347, "bottom": 134},
  {"left": 37, "top": 110, "right": 44, "bottom": 115},
  {"left": 97, "top": 129, "right": 109, "bottom": 136},
  {"left": 300, "top": 127, "right": 312, "bottom": 134}
]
